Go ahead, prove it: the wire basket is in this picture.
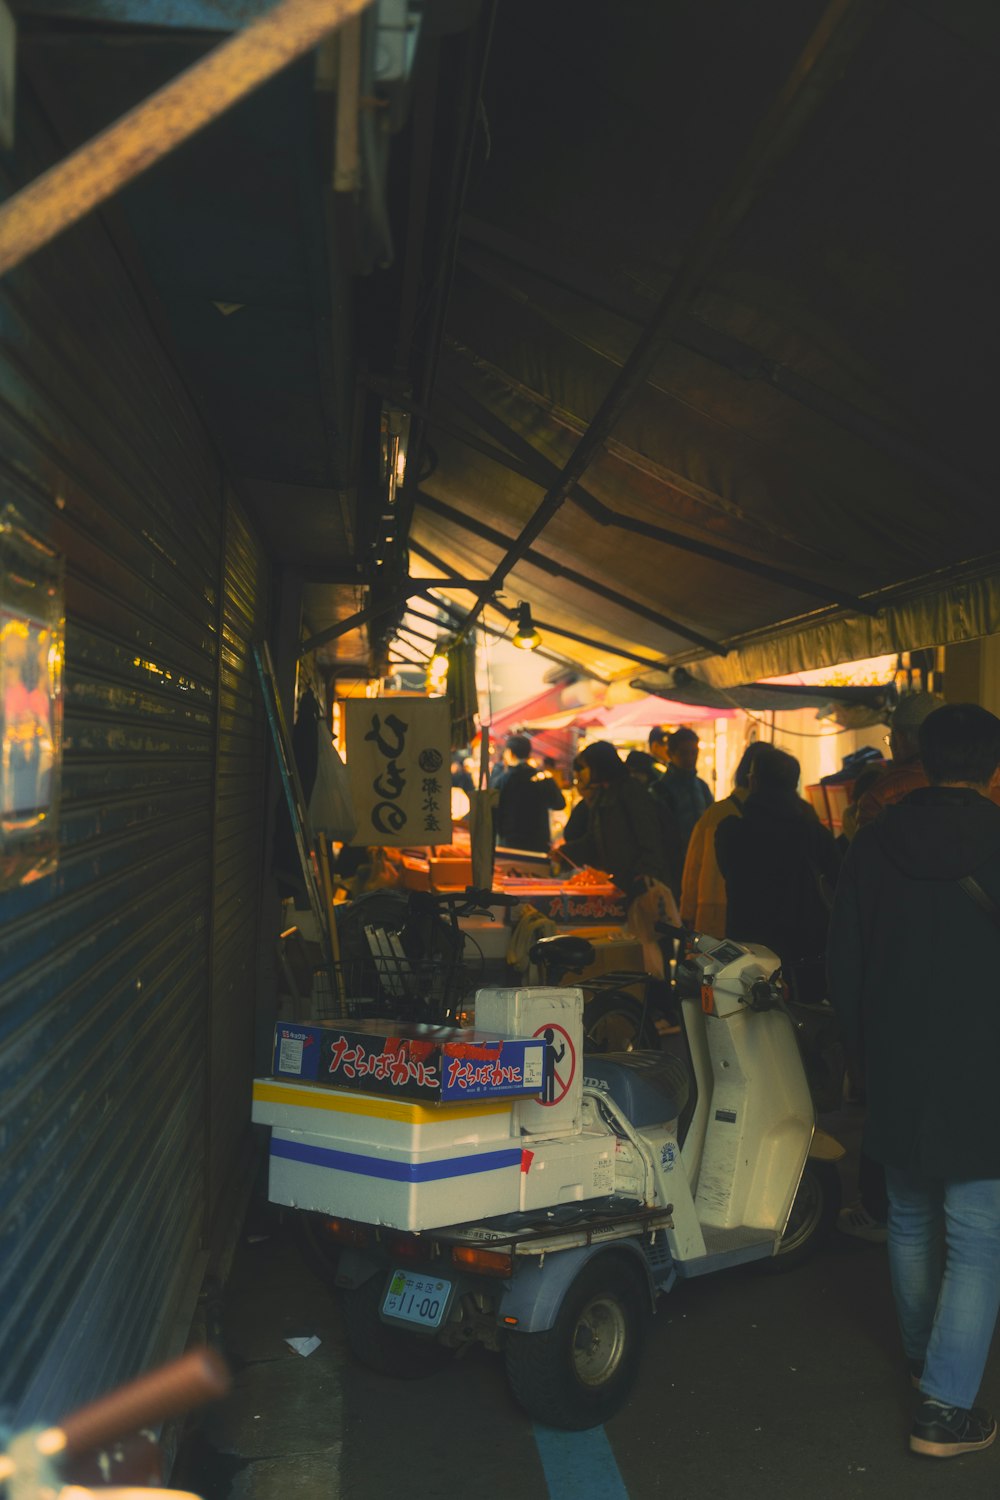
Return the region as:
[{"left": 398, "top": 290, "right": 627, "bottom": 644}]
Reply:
[{"left": 312, "top": 935, "right": 470, "bottom": 1024}]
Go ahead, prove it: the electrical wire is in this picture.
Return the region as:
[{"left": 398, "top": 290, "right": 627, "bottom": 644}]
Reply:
[
  {"left": 737, "top": 709, "right": 852, "bottom": 740},
  {"left": 697, "top": 675, "right": 889, "bottom": 739}
]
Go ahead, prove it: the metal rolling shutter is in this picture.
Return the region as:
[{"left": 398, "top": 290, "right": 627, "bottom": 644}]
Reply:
[
  {"left": 207, "top": 491, "right": 269, "bottom": 1223},
  {"left": 0, "top": 100, "right": 231, "bottom": 1422}
]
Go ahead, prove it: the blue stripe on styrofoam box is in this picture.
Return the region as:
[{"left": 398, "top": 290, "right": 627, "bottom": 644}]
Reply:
[{"left": 270, "top": 1137, "right": 522, "bottom": 1183}]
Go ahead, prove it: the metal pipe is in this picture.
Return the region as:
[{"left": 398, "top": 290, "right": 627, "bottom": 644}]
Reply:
[
  {"left": 0, "top": 0, "right": 373, "bottom": 277},
  {"left": 454, "top": 0, "right": 883, "bottom": 637}
]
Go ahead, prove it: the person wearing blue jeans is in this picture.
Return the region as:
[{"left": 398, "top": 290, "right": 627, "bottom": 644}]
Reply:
[
  {"left": 829, "top": 703, "right": 1000, "bottom": 1459},
  {"left": 887, "top": 1171, "right": 1000, "bottom": 1428}
]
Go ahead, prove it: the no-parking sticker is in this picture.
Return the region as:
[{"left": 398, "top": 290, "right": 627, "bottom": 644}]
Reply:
[{"left": 532, "top": 1021, "right": 576, "bottom": 1106}]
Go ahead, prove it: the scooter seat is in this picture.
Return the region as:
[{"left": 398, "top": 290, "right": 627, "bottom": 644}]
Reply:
[
  {"left": 582, "top": 1052, "right": 691, "bottom": 1131},
  {"left": 528, "top": 934, "right": 596, "bottom": 971}
]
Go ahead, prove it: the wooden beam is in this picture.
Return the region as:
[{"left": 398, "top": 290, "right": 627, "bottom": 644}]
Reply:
[{"left": 0, "top": 0, "right": 371, "bottom": 277}]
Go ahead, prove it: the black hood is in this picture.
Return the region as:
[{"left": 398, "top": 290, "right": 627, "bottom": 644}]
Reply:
[
  {"left": 873, "top": 786, "right": 1000, "bottom": 881},
  {"left": 742, "top": 791, "right": 813, "bottom": 826}
]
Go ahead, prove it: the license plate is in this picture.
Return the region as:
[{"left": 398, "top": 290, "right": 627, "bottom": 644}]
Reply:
[{"left": 382, "top": 1270, "right": 452, "bottom": 1329}]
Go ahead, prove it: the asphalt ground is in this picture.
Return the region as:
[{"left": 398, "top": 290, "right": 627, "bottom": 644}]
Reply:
[{"left": 175, "top": 1105, "right": 1000, "bottom": 1500}]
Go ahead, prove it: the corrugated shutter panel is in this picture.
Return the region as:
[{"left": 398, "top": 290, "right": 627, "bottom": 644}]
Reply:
[
  {"left": 0, "top": 97, "right": 227, "bottom": 1422},
  {"left": 208, "top": 492, "right": 270, "bottom": 1219}
]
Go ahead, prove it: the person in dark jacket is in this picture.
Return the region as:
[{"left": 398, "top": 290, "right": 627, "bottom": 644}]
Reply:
[
  {"left": 625, "top": 750, "right": 685, "bottom": 895},
  {"left": 828, "top": 703, "right": 1000, "bottom": 1460},
  {"left": 649, "top": 726, "right": 713, "bottom": 861},
  {"left": 715, "top": 746, "right": 839, "bottom": 1002},
  {"left": 561, "top": 740, "right": 669, "bottom": 899},
  {"left": 495, "top": 734, "right": 565, "bottom": 852}
]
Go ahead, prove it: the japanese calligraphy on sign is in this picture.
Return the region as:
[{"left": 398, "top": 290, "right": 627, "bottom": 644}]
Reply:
[{"left": 344, "top": 696, "right": 452, "bottom": 847}]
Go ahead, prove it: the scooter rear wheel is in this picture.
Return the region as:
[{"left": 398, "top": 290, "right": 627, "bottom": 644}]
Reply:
[
  {"left": 340, "top": 1271, "right": 453, "bottom": 1379},
  {"left": 583, "top": 990, "right": 660, "bottom": 1053},
  {"left": 504, "top": 1254, "right": 647, "bottom": 1429}
]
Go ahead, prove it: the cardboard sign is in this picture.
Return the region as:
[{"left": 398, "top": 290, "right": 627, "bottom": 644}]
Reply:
[
  {"left": 344, "top": 696, "right": 452, "bottom": 848},
  {"left": 273, "top": 1020, "right": 545, "bottom": 1103}
]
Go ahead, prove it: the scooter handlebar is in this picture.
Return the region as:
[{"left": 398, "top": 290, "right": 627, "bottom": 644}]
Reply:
[{"left": 744, "top": 976, "right": 803, "bottom": 1028}]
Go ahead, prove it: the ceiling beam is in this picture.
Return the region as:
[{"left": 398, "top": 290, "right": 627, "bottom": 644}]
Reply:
[
  {"left": 366, "top": 369, "right": 864, "bottom": 609},
  {"left": 299, "top": 576, "right": 490, "bottom": 656},
  {"left": 433, "top": 573, "right": 667, "bottom": 670},
  {"left": 439, "top": 380, "right": 870, "bottom": 613},
  {"left": 396, "top": 622, "right": 439, "bottom": 648},
  {"left": 408, "top": 543, "right": 610, "bottom": 683},
  {"left": 387, "top": 641, "right": 428, "bottom": 667},
  {"left": 454, "top": 0, "right": 884, "bottom": 639},
  {"left": 489, "top": 606, "right": 667, "bottom": 672},
  {"left": 414, "top": 490, "right": 725, "bottom": 655},
  {"left": 0, "top": 0, "right": 370, "bottom": 277}
]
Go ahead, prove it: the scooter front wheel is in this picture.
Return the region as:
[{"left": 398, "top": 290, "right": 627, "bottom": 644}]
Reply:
[
  {"left": 504, "top": 1255, "right": 647, "bottom": 1429},
  {"left": 760, "top": 1159, "right": 841, "bottom": 1274}
]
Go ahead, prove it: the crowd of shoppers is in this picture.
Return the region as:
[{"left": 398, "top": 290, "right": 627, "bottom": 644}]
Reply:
[{"left": 483, "top": 695, "right": 1000, "bottom": 1461}]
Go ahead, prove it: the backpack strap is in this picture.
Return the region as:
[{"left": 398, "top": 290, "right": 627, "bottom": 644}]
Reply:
[{"left": 958, "top": 875, "right": 1000, "bottom": 931}]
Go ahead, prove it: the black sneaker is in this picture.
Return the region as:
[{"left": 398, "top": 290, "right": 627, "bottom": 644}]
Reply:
[{"left": 910, "top": 1399, "right": 997, "bottom": 1458}]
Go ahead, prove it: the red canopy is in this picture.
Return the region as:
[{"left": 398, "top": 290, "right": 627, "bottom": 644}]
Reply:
[{"left": 598, "top": 696, "right": 736, "bottom": 731}]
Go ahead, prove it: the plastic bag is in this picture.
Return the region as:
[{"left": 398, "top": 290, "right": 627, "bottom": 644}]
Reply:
[
  {"left": 309, "top": 726, "right": 357, "bottom": 841},
  {"left": 625, "top": 878, "right": 681, "bottom": 980}
]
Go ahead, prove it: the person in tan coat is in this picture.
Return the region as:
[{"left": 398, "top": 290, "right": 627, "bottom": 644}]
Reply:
[{"left": 681, "top": 742, "right": 770, "bottom": 937}]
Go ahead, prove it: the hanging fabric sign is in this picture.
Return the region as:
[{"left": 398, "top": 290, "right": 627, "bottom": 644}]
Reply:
[{"left": 344, "top": 696, "right": 452, "bottom": 847}]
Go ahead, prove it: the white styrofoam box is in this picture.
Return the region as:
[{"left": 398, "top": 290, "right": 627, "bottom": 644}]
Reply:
[
  {"left": 268, "top": 1125, "right": 523, "bottom": 1231},
  {"left": 519, "top": 1129, "right": 617, "bottom": 1212},
  {"left": 476, "top": 987, "right": 583, "bottom": 1137},
  {"left": 252, "top": 1077, "right": 515, "bottom": 1149}
]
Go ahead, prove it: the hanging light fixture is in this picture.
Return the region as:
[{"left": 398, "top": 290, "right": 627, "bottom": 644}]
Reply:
[
  {"left": 512, "top": 602, "right": 541, "bottom": 651},
  {"left": 426, "top": 644, "right": 450, "bottom": 695}
]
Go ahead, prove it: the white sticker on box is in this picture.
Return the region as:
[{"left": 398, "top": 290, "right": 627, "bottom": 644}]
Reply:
[
  {"left": 594, "top": 1155, "right": 614, "bottom": 1192},
  {"left": 278, "top": 1036, "right": 304, "bottom": 1075},
  {"left": 523, "top": 1045, "right": 543, "bottom": 1089}
]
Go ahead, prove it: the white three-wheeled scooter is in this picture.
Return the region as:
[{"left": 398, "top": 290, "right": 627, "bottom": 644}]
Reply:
[{"left": 252, "top": 932, "right": 843, "bottom": 1429}]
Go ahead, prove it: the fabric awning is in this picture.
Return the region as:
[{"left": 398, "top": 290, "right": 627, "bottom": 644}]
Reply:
[
  {"left": 632, "top": 669, "right": 894, "bottom": 717},
  {"left": 408, "top": 1, "right": 1000, "bottom": 685}
]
